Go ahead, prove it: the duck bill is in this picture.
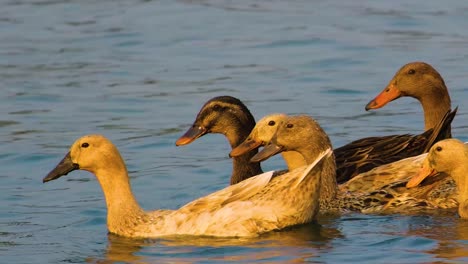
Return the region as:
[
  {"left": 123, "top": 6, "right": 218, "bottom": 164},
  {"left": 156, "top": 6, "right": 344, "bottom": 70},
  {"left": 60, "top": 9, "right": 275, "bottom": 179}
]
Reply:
[
  {"left": 406, "top": 159, "right": 437, "bottom": 188},
  {"left": 365, "top": 83, "right": 402, "bottom": 110},
  {"left": 43, "top": 152, "right": 79, "bottom": 183},
  {"left": 230, "top": 139, "right": 263, "bottom": 157},
  {"left": 250, "top": 143, "right": 284, "bottom": 163},
  {"left": 175, "top": 126, "right": 207, "bottom": 146}
]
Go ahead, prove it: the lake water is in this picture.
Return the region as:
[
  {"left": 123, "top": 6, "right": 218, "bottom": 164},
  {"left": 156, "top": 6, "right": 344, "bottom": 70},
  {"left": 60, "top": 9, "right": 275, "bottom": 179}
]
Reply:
[{"left": 1, "top": 0, "right": 468, "bottom": 263}]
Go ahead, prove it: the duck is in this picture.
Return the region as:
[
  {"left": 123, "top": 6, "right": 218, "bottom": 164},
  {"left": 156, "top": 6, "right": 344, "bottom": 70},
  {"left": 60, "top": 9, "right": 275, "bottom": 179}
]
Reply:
[
  {"left": 366, "top": 61, "right": 453, "bottom": 140},
  {"left": 406, "top": 139, "right": 468, "bottom": 218},
  {"left": 249, "top": 115, "right": 338, "bottom": 210},
  {"left": 231, "top": 108, "right": 457, "bottom": 184},
  {"left": 249, "top": 115, "right": 458, "bottom": 214},
  {"left": 175, "top": 96, "right": 262, "bottom": 185},
  {"left": 43, "top": 134, "right": 332, "bottom": 238}
]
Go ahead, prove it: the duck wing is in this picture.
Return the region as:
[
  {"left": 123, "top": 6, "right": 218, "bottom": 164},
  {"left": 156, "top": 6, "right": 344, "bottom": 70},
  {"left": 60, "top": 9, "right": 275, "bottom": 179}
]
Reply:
[
  {"left": 335, "top": 108, "right": 457, "bottom": 184},
  {"left": 178, "top": 170, "right": 275, "bottom": 214}
]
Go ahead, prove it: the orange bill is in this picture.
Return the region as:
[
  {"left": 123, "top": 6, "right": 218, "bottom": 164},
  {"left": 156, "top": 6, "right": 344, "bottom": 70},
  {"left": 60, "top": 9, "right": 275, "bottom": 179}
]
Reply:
[
  {"left": 406, "top": 159, "right": 438, "bottom": 188},
  {"left": 230, "top": 138, "right": 263, "bottom": 157},
  {"left": 250, "top": 143, "right": 284, "bottom": 163},
  {"left": 175, "top": 126, "right": 207, "bottom": 146},
  {"left": 365, "top": 83, "right": 402, "bottom": 110}
]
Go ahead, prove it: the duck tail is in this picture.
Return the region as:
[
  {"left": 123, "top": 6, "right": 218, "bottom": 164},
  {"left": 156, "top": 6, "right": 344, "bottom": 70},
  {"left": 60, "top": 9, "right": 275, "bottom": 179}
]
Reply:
[
  {"left": 293, "top": 148, "right": 332, "bottom": 188},
  {"left": 423, "top": 107, "right": 458, "bottom": 152}
]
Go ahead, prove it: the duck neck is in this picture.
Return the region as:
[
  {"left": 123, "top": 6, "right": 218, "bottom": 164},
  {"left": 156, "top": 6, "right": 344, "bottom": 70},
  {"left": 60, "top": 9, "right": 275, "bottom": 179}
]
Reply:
[
  {"left": 225, "top": 122, "right": 262, "bottom": 185},
  {"left": 301, "top": 150, "right": 337, "bottom": 203},
  {"left": 419, "top": 84, "right": 451, "bottom": 132},
  {"left": 319, "top": 157, "right": 338, "bottom": 203},
  {"left": 94, "top": 159, "right": 146, "bottom": 234}
]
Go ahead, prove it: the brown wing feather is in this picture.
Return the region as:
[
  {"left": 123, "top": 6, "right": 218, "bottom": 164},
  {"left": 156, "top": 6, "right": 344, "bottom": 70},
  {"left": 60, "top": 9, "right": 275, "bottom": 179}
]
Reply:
[{"left": 335, "top": 108, "right": 457, "bottom": 184}]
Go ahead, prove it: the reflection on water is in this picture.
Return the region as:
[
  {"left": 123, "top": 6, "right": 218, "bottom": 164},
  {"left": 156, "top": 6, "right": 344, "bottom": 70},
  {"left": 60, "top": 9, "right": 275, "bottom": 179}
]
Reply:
[
  {"left": 407, "top": 217, "right": 468, "bottom": 261},
  {"left": 86, "top": 215, "right": 468, "bottom": 263},
  {"left": 89, "top": 223, "right": 343, "bottom": 263}
]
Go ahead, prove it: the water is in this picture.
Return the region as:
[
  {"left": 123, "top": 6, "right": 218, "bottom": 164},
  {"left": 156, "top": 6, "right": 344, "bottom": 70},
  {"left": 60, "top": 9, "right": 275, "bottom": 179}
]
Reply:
[{"left": 1, "top": 0, "right": 468, "bottom": 263}]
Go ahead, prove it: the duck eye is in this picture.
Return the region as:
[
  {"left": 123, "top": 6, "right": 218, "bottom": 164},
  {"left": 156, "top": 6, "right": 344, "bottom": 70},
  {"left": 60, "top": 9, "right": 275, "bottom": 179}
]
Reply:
[
  {"left": 408, "top": 69, "right": 416, "bottom": 74},
  {"left": 81, "top": 143, "right": 89, "bottom": 148},
  {"left": 435, "top": 146, "right": 442, "bottom": 152},
  {"left": 212, "top": 105, "right": 222, "bottom": 111},
  {"left": 286, "top": 123, "right": 294, "bottom": 128},
  {"left": 268, "top": 120, "right": 276, "bottom": 126}
]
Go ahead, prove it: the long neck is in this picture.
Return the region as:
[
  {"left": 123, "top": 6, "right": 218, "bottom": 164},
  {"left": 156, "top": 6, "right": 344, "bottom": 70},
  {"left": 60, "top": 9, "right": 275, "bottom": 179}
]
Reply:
[
  {"left": 300, "top": 149, "right": 337, "bottom": 203},
  {"left": 419, "top": 85, "right": 451, "bottom": 132},
  {"left": 225, "top": 121, "right": 262, "bottom": 185},
  {"left": 94, "top": 160, "right": 146, "bottom": 234}
]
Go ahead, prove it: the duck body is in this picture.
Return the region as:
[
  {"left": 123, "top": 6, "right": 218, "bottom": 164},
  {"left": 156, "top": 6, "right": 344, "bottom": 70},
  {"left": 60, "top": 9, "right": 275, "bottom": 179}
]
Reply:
[{"left": 43, "top": 134, "right": 331, "bottom": 238}]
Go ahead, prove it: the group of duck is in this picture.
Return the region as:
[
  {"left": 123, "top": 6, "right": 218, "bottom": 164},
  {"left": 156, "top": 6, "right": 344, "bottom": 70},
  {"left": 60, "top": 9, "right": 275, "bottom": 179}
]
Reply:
[{"left": 43, "top": 61, "right": 467, "bottom": 238}]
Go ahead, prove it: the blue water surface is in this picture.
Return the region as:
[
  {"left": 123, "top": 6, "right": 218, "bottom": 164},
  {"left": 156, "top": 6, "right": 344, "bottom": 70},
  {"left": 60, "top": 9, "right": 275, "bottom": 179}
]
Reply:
[{"left": 1, "top": 0, "right": 468, "bottom": 263}]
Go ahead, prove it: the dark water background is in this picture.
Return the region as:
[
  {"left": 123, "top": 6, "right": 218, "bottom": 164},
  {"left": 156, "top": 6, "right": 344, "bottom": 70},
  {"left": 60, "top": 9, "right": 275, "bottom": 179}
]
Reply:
[{"left": 1, "top": 0, "right": 468, "bottom": 263}]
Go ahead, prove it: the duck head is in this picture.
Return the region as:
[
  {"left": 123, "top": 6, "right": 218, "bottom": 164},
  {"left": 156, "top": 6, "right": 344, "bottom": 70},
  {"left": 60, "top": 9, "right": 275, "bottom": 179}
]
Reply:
[
  {"left": 250, "top": 115, "right": 332, "bottom": 163},
  {"left": 43, "top": 135, "right": 125, "bottom": 183},
  {"left": 366, "top": 61, "right": 447, "bottom": 110},
  {"left": 175, "top": 96, "right": 255, "bottom": 146},
  {"left": 229, "top": 113, "right": 288, "bottom": 157}
]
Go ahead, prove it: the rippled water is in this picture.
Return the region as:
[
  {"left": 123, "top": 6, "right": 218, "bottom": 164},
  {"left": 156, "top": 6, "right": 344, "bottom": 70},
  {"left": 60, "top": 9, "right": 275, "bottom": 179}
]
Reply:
[{"left": 1, "top": 0, "right": 468, "bottom": 263}]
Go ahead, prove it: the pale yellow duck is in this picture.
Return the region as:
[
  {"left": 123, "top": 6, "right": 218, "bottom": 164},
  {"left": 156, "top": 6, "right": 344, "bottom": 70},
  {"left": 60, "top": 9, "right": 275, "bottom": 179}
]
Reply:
[
  {"left": 43, "top": 134, "right": 332, "bottom": 238},
  {"left": 406, "top": 139, "right": 468, "bottom": 218},
  {"left": 250, "top": 115, "right": 364, "bottom": 213}
]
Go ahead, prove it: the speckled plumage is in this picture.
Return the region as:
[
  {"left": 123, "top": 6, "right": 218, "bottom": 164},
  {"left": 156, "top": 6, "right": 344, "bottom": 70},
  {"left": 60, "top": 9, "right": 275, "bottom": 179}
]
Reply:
[{"left": 43, "top": 134, "right": 332, "bottom": 238}]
